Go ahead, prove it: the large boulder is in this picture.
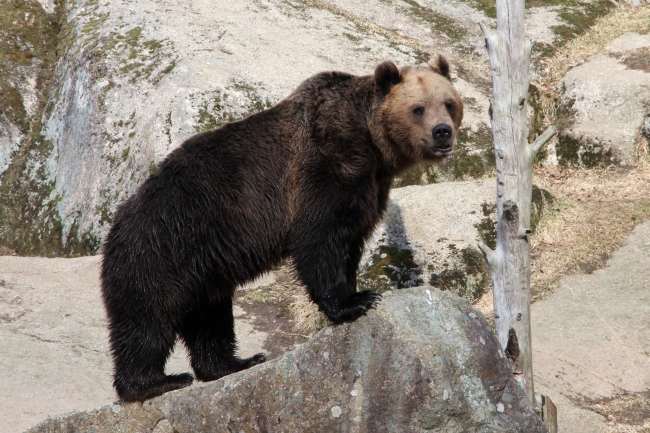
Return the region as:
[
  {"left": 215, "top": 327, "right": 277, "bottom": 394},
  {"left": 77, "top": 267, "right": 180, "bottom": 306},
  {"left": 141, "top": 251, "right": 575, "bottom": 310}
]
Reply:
[
  {"left": 556, "top": 32, "right": 650, "bottom": 167},
  {"left": 0, "top": 0, "right": 495, "bottom": 256},
  {"left": 28, "top": 286, "right": 545, "bottom": 433},
  {"left": 358, "top": 180, "right": 554, "bottom": 304}
]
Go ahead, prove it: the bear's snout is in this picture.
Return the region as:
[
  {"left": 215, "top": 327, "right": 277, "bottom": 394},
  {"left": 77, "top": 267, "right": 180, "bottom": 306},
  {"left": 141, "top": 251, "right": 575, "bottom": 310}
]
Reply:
[{"left": 431, "top": 123, "right": 453, "bottom": 154}]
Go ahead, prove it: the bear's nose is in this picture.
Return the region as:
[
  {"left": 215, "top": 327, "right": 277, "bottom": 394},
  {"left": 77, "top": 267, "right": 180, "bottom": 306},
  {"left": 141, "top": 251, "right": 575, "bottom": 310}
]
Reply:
[{"left": 433, "top": 124, "right": 452, "bottom": 141}]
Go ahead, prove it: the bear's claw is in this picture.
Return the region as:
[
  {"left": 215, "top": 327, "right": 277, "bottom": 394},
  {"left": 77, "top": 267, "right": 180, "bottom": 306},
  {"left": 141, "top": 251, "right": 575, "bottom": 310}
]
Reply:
[
  {"left": 326, "top": 290, "right": 382, "bottom": 323},
  {"left": 242, "top": 353, "right": 267, "bottom": 368}
]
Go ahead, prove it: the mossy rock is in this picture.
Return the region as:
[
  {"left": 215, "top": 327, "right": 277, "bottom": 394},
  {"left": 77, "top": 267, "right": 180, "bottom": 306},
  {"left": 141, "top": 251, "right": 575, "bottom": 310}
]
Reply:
[
  {"left": 428, "top": 245, "right": 490, "bottom": 303},
  {"left": 358, "top": 245, "right": 423, "bottom": 293},
  {"left": 0, "top": 0, "right": 65, "bottom": 256},
  {"left": 556, "top": 133, "right": 617, "bottom": 168}
]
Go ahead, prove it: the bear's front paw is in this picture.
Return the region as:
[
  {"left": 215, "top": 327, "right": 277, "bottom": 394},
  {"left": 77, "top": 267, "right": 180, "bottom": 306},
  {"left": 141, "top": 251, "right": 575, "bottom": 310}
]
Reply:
[
  {"left": 241, "top": 353, "right": 267, "bottom": 369},
  {"left": 326, "top": 290, "right": 382, "bottom": 323}
]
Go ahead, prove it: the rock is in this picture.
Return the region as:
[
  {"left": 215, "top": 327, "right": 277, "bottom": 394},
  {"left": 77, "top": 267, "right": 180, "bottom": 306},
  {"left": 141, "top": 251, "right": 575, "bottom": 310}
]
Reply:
[
  {"left": 359, "top": 180, "right": 495, "bottom": 302},
  {"left": 28, "top": 286, "right": 546, "bottom": 433},
  {"left": 556, "top": 32, "right": 650, "bottom": 167},
  {"left": 0, "top": 255, "right": 276, "bottom": 432},
  {"left": 605, "top": 31, "right": 650, "bottom": 53},
  {"left": 532, "top": 221, "right": 650, "bottom": 431},
  {"left": 358, "top": 180, "right": 554, "bottom": 303},
  {"left": 0, "top": 0, "right": 624, "bottom": 254},
  {"left": 0, "top": 0, "right": 53, "bottom": 176},
  {"left": 0, "top": 0, "right": 495, "bottom": 256}
]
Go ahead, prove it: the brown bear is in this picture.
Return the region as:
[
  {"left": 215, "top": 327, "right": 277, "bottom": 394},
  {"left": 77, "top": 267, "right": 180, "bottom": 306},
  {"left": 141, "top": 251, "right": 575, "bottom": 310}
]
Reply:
[{"left": 101, "top": 54, "right": 463, "bottom": 402}]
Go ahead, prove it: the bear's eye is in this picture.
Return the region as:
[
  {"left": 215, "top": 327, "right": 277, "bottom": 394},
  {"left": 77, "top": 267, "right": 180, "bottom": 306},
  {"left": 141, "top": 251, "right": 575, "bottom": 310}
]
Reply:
[
  {"left": 444, "top": 101, "right": 455, "bottom": 113},
  {"left": 412, "top": 106, "right": 425, "bottom": 116}
]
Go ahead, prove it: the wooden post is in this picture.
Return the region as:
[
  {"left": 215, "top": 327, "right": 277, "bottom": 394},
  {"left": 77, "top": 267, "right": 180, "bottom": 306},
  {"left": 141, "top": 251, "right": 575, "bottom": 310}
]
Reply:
[{"left": 476, "top": 0, "right": 557, "bottom": 405}]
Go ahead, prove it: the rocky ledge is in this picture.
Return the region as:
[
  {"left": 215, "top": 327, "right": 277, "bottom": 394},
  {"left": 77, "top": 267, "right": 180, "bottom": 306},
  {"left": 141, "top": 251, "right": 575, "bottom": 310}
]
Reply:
[{"left": 28, "top": 286, "right": 545, "bottom": 433}]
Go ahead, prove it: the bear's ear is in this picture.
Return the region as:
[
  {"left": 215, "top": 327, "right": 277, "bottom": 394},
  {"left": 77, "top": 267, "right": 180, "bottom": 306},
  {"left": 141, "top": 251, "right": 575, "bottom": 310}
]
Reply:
[
  {"left": 375, "top": 60, "right": 402, "bottom": 95},
  {"left": 428, "top": 54, "right": 450, "bottom": 80}
]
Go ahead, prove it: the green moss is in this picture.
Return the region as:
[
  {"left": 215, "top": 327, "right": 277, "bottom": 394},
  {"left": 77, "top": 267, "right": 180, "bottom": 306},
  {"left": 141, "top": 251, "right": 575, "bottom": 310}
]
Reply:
[
  {"left": 0, "top": 0, "right": 60, "bottom": 134},
  {"left": 0, "top": 0, "right": 73, "bottom": 256},
  {"left": 399, "top": 0, "right": 468, "bottom": 47},
  {"left": 161, "top": 60, "right": 176, "bottom": 75},
  {"left": 0, "top": 131, "right": 60, "bottom": 256},
  {"left": 125, "top": 27, "right": 143, "bottom": 45},
  {"left": 194, "top": 81, "right": 274, "bottom": 133},
  {"left": 358, "top": 246, "right": 423, "bottom": 293},
  {"left": 451, "top": 126, "right": 493, "bottom": 178},
  {"left": 463, "top": 0, "right": 496, "bottom": 18},
  {"left": 458, "top": 0, "right": 614, "bottom": 59},
  {"left": 549, "top": 1, "right": 614, "bottom": 51},
  {"left": 149, "top": 162, "right": 157, "bottom": 175},
  {"left": 446, "top": 125, "right": 495, "bottom": 180},
  {"left": 121, "top": 147, "right": 130, "bottom": 161},
  {"left": 429, "top": 246, "right": 490, "bottom": 303},
  {"left": 527, "top": 84, "right": 548, "bottom": 163},
  {"left": 532, "top": 0, "right": 614, "bottom": 59},
  {"left": 556, "top": 134, "right": 615, "bottom": 168},
  {"left": 578, "top": 142, "right": 615, "bottom": 168},
  {"left": 343, "top": 32, "right": 362, "bottom": 42},
  {"left": 95, "top": 202, "right": 113, "bottom": 225},
  {"left": 63, "top": 216, "right": 100, "bottom": 256},
  {"left": 0, "top": 80, "right": 28, "bottom": 133},
  {"left": 531, "top": 185, "right": 555, "bottom": 233},
  {"left": 474, "top": 202, "right": 496, "bottom": 250},
  {"left": 392, "top": 164, "right": 439, "bottom": 188},
  {"left": 231, "top": 80, "right": 274, "bottom": 114},
  {"left": 100, "top": 24, "right": 173, "bottom": 84},
  {"left": 142, "top": 39, "right": 163, "bottom": 51}
]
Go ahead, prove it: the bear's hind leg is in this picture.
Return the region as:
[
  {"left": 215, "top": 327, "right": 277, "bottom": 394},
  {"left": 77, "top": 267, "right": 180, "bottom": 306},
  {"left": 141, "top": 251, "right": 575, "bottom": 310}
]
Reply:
[
  {"left": 110, "top": 316, "right": 193, "bottom": 402},
  {"left": 179, "top": 294, "right": 266, "bottom": 382}
]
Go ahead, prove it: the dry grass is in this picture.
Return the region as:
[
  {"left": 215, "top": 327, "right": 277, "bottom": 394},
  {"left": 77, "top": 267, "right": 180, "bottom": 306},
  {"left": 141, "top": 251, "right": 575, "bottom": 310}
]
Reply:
[
  {"left": 289, "top": 290, "right": 328, "bottom": 336},
  {"left": 473, "top": 156, "right": 650, "bottom": 318},
  {"left": 530, "top": 159, "right": 650, "bottom": 298},
  {"left": 534, "top": 4, "right": 650, "bottom": 128},
  {"left": 540, "top": 4, "right": 650, "bottom": 88},
  {"left": 588, "top": 393, "right": 650, "bottom": 433},
  {"left": 263, "top": 261, "right": 328, "bottom": 336},
  {"left": 522, "top": 3, "right": 650, "bottom": 299}
]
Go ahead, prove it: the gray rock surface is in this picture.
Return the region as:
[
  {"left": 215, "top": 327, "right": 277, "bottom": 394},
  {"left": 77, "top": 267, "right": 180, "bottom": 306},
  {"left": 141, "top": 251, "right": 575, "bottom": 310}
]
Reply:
[
  {"left": 532, "top": 221, "right": 650, "bottom": 432},
  {"left": 359, "top": 180, "right": 496, "bottom": 300},
  {"left": 359, "top": 180, "right": 553, "bottom": 302},
  {"left": 557, "top": 32, "right": 650, "bottom": 167},
  {"left": 0, "top": 0, "right": 57, "bottom": 177},
  {"left": 28, "top": 287, "right": 545, "bottom": 433},
  {"left": 0, "top": 0, "right": 496, "bottom": 255},
  {"left": 1, "top": 0, "right": 618, "bottom": 254}
]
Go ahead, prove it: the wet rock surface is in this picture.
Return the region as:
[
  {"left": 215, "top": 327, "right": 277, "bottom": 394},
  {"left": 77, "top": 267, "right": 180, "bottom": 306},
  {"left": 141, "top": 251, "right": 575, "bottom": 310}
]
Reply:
[{"left": 28, "top": 287, "right": 545, "bottom": 433}]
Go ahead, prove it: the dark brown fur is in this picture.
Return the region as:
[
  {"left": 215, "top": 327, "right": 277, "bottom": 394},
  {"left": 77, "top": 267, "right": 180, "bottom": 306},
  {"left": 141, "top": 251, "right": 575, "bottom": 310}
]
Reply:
[{"left": 101, "top": 55, "right": 463, "bottom": 402}]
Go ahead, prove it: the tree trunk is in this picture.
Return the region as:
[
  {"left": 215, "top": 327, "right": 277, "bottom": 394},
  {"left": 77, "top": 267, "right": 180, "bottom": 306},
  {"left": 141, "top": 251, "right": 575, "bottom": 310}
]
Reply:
[{"left": 477, "top": 0, "right": 556, "bottom": 404}]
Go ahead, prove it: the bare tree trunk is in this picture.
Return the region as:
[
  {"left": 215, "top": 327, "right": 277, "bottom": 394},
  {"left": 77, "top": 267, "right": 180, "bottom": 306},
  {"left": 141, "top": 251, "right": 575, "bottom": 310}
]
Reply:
[{"left": 477, "top": 0, "right": 556, "bottom": 404}]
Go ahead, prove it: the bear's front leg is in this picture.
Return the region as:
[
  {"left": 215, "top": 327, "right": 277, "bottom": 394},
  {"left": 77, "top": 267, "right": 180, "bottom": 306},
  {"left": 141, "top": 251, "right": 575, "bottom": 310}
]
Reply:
[
  {"left": 292, "top": 232, "right": 381, "bottom": 323},
  {"left": 317, "top": 281, "right": 382, "bottom": 323}
]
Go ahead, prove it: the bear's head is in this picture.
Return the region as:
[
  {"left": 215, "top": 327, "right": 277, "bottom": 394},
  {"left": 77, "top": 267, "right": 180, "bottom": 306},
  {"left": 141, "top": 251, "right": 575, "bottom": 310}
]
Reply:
[{"left": 374, "top": 54, "right": 463, "bottom": 168}]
